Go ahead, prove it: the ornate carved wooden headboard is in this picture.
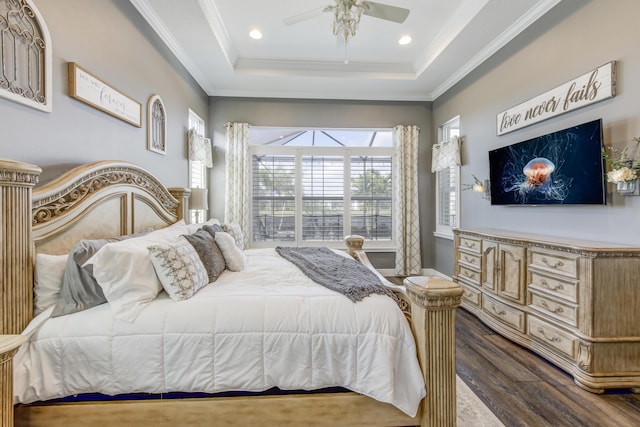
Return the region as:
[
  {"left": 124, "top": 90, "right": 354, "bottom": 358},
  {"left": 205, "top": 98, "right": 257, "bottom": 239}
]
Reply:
[
  {"left": 0, "top": 159, "right": 189, "bottom": 335},
  {"left": 32, "top": 161, "right": 189, "bottom": 255}
]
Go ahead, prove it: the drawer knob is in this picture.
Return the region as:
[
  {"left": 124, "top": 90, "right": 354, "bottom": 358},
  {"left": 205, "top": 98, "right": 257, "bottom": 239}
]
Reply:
[
  {"left": 537, "top": 327, "right": 561, "bottom": 343},
  {"left": 491, "top": 305, "right": 506, "bottom": 316},
  {"left": 541, "top": 257, "right": 564, "bottom": 269},
  {"left": 465, "top": 256, "right": 475, "bottom": 263},
  {"left": 465, "top": 242, "right": 476, "bottom": 249},
  {"left": 540, "top": 279, "right": 564, "bottom": 291},
  {"left": 540, "top": 300, "right": 564, "bottom": 314}
]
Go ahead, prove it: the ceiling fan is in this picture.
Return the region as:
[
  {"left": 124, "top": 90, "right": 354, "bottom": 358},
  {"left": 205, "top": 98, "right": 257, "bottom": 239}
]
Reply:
[{"left": 283, "top": 1, "right": 410, "bottom": 42}]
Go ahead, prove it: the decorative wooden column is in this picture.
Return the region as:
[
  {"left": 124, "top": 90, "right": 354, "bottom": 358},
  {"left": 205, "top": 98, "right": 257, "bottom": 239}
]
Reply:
[
  {"left": 168, "top": 187, "right": 191, "bottom": 223},
  {"left": 0, "top": 159, "right": 41, "bottom": 336},
  {"left": 405, "top": 276, "right": 463, "bottom": 427},
  {"left": 1, "top": 335, "right": 26, "bottom": 427}
]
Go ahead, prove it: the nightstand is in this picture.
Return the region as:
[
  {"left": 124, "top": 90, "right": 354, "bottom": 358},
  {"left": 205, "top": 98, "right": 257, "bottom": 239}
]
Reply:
[{"left": 1, "top": 335, "right": 26, "bottom": 427}]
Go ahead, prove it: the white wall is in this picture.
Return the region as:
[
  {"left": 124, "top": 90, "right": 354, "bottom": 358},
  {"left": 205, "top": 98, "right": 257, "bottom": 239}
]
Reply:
[
  {"left": 0, "top": 0, "right": 208, "bottom": 187},
  {"left": 433, "top": 0, "right": 640, "bottom": 274}
]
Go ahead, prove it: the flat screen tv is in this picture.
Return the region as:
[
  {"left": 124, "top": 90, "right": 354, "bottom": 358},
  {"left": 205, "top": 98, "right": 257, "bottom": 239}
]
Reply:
[{"left": 489, "top": 119, "right": 606, "bottom": 205}]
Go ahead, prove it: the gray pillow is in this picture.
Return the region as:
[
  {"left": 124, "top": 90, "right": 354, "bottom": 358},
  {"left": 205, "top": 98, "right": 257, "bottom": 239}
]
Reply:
[
  {"left": 203, "top": 223, "right": 224, "bottom": 236},
  {"left": 183, "top": 228, "right": 226, "bottom": 283},
  {"left": 51, "top": 229, "right": 152, "bottom": 317}
]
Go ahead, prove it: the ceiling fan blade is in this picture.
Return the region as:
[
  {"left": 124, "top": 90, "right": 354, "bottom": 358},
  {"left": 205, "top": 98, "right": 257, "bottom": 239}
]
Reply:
[
  {"left": 362, "top": 1, "right": 410, "bottom": 23},
  {"left": 283, "top": 6, "right": 329, "bottom": 26}
]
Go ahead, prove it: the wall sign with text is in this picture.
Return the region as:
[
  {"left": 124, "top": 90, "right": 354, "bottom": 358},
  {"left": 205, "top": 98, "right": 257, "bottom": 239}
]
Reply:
[
  {"left": 496, "top": 61, "right": 616, "bottom": 136},
  {"left": 68, "top": 62, "right": 142, "bottom": 127}
]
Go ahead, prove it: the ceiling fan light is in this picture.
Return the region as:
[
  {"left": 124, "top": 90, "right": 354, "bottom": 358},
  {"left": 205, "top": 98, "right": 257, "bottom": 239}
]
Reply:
[
  {"left": 398, "top": 35, "right": 412, "bottom": 45},
  {"left": 331, "top": 0, "right": 365, "bottom": 42},
  {"left": 249, "top": 29, "right": 263, "bottom": 40}
]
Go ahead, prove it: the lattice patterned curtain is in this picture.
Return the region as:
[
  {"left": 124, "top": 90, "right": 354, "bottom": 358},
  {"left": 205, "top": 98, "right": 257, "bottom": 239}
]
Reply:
[
  {"left": 431, "top": 136, "right": 462, "bottom": 172},
  {"left": 188, "top": 128, "right": 213, "bottom": 167},
  {"left": 224, "top": 122, "right": 251, "bottom": 248},
  {"left": 393, "top": 125, "right": 422, "bottom": 276}
]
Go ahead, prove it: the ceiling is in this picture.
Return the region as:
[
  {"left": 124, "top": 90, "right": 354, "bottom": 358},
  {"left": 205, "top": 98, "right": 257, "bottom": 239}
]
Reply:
[{"left": 130, "top": 0, "right": 561, "bottom": 102}]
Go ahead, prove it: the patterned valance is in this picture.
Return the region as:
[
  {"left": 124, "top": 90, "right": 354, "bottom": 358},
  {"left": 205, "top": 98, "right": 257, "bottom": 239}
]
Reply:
[
  {"left": 431, "top": 136, "right": 462, "bottom": 172},
  {"left": 188, "top": 128, "right": 213, "bottom": 168}
]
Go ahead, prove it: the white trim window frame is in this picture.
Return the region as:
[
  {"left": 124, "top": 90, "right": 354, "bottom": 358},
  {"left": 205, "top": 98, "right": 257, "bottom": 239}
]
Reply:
[
  {"left": 188, "top": 109, "right": 207, "bottom": 223},
  {"left": 249, "top": 144, "right": 395, "bottom": 250},
  {"left": 434, "top": 116, "right": 461, "bottom": 239}
]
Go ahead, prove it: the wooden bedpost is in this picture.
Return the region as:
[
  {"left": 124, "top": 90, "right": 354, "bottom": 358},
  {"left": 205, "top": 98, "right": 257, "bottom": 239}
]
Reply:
[
  {"left": 343, "top": 236, "right": 462, "bottom": 426},
  {"left": 405, "top": 276, "right": 463, "bottom": 427},
  {"left": 0, "top": 159, "right": 41, "bottom": 335},
  {"left": 168, "top": 187, "right": 191, "bottom": 223}
]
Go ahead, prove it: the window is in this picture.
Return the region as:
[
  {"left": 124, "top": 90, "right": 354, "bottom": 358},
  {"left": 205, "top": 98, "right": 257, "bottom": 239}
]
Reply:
[
  {"left": 435, "top": 117, "right": 460, "bottom": 239},
  {"left": 250, "top": 129, "right": 393, "bottom": 249},
  {"left": 188, "top": 109, "right": 207, "bottom": 223}
]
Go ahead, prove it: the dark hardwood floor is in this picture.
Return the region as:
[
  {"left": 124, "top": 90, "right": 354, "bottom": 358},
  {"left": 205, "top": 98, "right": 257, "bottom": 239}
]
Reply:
[{"left": 455, "top": 307, "right": 640, "bottom": 426}]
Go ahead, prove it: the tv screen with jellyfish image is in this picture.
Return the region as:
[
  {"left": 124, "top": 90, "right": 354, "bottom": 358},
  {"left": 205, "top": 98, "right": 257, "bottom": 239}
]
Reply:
[{"left": 488, "top": 119, "right": 606, "bottom": 205}]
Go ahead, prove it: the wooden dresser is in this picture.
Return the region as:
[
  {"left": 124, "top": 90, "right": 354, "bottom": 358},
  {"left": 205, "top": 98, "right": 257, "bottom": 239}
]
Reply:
[{"left": 453, "top": 228, "right": 640, "bottom": 393}]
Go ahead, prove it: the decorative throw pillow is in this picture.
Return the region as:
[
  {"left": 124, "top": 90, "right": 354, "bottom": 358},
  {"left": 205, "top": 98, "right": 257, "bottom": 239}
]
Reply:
[
  {"left": 34, "top": 253, "right": 69, "bottom": 315},
  {"left": 214, "top": 231, "right": 245, "bottom": 272},
  {"left": 148, "top": 236, "right": 209, "bottom": 301},
  {"left": 203, "top": 223, "right": 223, "bottom": 237},
  {"left": 182, "top": 228, "right": 226, "bottom": 283},
  {"left": 86, "top": 220, "right": 191, "bottom": 322},
  {"left": 185, "top": 218, "right": 221, "bottom": 235},
  {"left": 222, "top": 222, "right": 244, "bottom": 249},
  {"left": 51, "top": 229, "right": 153, "bottom": 318}
]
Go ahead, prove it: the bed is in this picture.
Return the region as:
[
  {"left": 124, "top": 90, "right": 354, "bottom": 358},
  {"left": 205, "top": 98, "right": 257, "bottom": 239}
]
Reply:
[{"left": 0, "top": 158, "right": 463, "bottom": 427}]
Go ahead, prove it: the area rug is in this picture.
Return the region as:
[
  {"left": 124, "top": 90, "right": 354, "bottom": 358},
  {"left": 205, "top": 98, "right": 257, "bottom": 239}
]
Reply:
[{"left": 457, "top": 376, "right": 504, "bottom": 426}]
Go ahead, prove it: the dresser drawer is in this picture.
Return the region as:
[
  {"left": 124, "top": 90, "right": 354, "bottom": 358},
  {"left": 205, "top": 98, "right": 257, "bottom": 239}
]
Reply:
[
  {"left": 459, "top": 252, "right": 481, "bottom": 268},
  {"left": 529, "top": 292, "right": 578, "bottom": 327},
  {"left": 459, "top": 282, "right": 481, "bottom": 307},
  {"left": 529, "top": 271, "right": 578, "bottom": 302},
  {"left": 458, "top": 236, "right": 481, "bottom": 253},
  {"left": 529, "top": 250, "right": 578, "bottom": 278},
  {"left": 528, "top": 316, "right": 576, "bottom": 359},
  {"left": 483, "top": 294, "right": 525, "bottom": 332},
  {"left": 458, "top": 265, "right": 481, "bottom": 285}
]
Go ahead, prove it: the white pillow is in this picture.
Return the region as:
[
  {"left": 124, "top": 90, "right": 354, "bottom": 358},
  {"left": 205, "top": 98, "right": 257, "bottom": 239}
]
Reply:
[
  {"left": 214, "top": 231, "right": 245, "bottom": 271},
  {"left": 34, "top": 253, "right": 68, "bottom": 315},
  {"left": 85, "top": 221, "right": 191, "bottom": 322},
  {"left": 148, "top": 236, "right": 208, "bottom": 301}
]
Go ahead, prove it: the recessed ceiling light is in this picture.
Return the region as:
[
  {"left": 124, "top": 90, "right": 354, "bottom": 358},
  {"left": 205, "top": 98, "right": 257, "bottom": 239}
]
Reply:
[
  {"left": 249, "top": 29, "right": 263, "bottom": 40},
  {"left": 398, "top": 35, "right": 412, "bottom": 45}
]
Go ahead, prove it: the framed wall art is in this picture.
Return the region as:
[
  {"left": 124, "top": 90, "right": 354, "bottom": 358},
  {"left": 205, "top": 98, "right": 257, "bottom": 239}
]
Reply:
[
  {"left": 147, "top": 94, "right": 167, "bottom": 155},
  {"left": 68, "top": 62, "right": 142, "bottom": 127}
]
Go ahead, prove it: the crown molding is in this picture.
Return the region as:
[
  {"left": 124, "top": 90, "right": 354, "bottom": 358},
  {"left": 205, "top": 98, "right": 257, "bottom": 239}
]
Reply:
[
  {"left": 129, "top": 0, "right": 217, "bottom": 94},
  {"left": 430, "top": 0, "right": 562, "bottom": 100}
]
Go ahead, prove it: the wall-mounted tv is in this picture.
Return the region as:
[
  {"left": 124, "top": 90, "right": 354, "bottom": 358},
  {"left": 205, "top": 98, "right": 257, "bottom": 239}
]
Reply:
[{"left": 489, "top": 119, "right": 606, "bottom": 205}]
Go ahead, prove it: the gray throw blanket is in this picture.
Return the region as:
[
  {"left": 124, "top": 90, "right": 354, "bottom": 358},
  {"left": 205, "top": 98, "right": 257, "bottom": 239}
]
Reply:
[{"left": 275, "top": 246, "right": 397, "bottom": 303}]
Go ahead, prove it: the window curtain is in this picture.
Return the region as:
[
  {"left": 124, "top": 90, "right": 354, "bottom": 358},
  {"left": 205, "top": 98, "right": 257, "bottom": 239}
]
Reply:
[
  {"left": 393, "top": 125, "right": 422, "bottom": 276},
  {"left": 224, "top": 122, "right": 251, "bottom": 248},
  {"left": 188, "top": 128, "right": 213, "bottom": 167},
  {"left": 431, "top": 136, "right": 461, "bottom": 172}
]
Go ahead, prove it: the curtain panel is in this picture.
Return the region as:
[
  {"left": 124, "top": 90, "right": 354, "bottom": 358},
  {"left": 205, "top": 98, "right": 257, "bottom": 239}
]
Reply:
[
  {"left": 393, "top": 125, "right": 422, "bottom": 276},
  {"left": 224, "top": 122, "right": 251, "bottom": 248}
]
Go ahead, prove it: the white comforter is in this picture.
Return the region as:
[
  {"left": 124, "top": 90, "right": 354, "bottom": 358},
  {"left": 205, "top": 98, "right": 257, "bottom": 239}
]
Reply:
[{"left": 14, "top": 248, "right": 426, "bottom": 416}]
